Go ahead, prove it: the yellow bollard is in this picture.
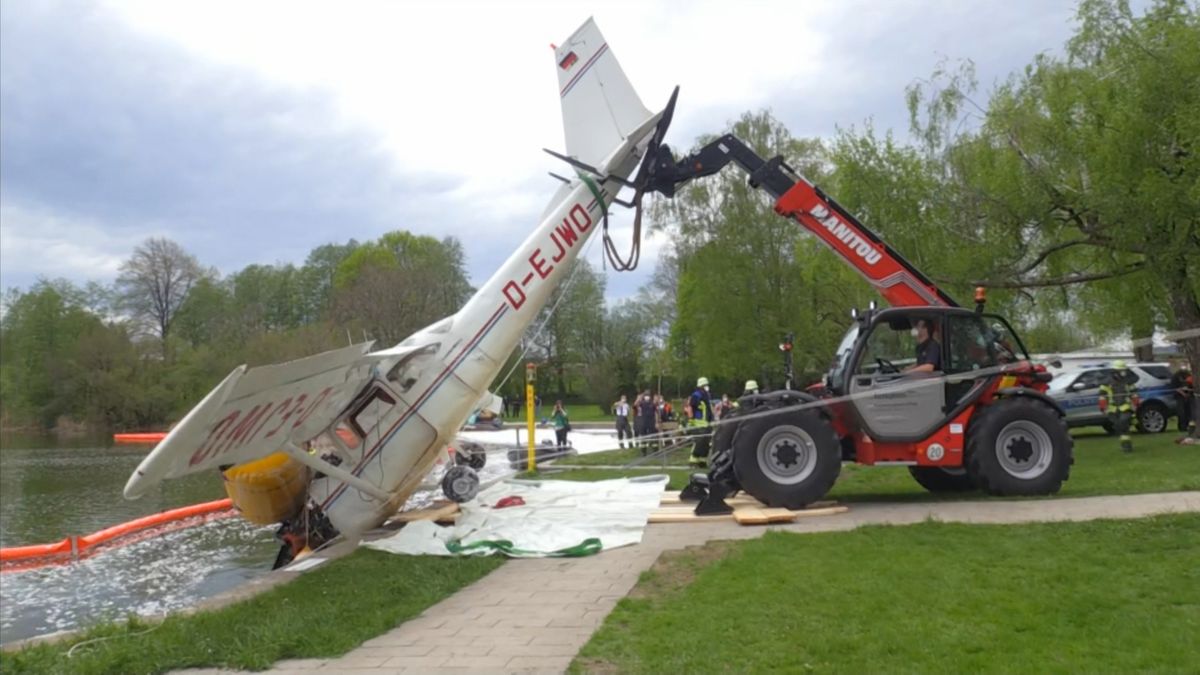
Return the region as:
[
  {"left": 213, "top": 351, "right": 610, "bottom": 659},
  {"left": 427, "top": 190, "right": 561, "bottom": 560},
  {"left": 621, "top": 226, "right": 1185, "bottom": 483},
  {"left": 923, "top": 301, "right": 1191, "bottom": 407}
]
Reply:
[{"left": 525, "top": 363, "right": 537, "bottom": 472}]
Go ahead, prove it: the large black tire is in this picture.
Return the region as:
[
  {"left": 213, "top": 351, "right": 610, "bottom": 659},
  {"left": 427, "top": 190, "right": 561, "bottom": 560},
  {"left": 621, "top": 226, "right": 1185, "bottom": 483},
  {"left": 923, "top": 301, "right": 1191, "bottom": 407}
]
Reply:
[
  {"left": 966, "top": 397, "right": 1073, "bottom": 496},
  {"left": 908, "top": 466, "right": 976, "bottom": 493},
  {"left": 1136, "top": 401, "right": 1169, "bottom": 434},
  {"left": 710, "top": 409, "right": 746, "bottom": 461},
  {"left": 730, "top": 407, "right": 840, "bottom": 509}
]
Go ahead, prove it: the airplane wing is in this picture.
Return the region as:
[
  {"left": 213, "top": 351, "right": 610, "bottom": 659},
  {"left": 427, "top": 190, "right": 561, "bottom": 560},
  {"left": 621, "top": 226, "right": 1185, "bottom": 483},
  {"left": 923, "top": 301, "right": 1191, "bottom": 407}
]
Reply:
[{"left": 125, "top": 342, "right": 385, "bottom": 499}]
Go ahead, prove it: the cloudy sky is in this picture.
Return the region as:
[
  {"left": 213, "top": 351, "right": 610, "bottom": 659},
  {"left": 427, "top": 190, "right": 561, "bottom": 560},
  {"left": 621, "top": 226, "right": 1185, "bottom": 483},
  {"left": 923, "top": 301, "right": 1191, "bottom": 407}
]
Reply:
[{"left": 1, "top": 0, "right": 1092, "bottom": 302}]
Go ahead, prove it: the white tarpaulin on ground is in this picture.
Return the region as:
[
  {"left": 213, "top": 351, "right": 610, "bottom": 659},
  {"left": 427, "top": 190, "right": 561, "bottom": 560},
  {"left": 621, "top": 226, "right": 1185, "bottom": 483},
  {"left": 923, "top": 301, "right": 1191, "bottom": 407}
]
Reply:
[{"left": 363, "top": 475, "right": 669, "bottom": 558}]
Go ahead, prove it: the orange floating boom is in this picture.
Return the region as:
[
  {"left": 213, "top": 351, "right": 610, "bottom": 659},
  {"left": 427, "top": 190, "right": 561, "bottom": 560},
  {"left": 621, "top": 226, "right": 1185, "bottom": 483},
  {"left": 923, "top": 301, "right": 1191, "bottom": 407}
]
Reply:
[
  {"left": 0, "top": 498, "right": 233, "bottom": 570},
  {"left": 113, "top": 432, "right": 168, "bottom": 444}
]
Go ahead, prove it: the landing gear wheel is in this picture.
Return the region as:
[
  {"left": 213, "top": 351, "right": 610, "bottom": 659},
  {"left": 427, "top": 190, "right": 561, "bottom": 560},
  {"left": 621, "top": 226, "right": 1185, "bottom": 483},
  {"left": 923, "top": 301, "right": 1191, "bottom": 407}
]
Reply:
[
  {"left": 966, "top": 397, "right": 1073, "bottom": 496},
  {"left": 731, "top": 407, "right": 840, "bottom": 509},
  {"left": 442, "top": 465, "right": 480, "bottom": 503},
  {"left": 1136, "top": 403, "right": 1167, "bottom": 434},
  {"left": 908, "top": 466, "right": 976, "bottom": 493},
  {"left": 455, "top": 441, "right": 488, "bottom": 470}
]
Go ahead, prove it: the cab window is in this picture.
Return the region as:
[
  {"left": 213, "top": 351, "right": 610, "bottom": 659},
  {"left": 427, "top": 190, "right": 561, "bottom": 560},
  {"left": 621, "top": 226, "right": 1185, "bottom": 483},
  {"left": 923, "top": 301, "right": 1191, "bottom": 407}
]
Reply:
[
  {"left": 857, "top": 321, "right": 920, "bottom": 374},
  {"left": 946, "top": 315, "right": 998, "bottom": 373}
]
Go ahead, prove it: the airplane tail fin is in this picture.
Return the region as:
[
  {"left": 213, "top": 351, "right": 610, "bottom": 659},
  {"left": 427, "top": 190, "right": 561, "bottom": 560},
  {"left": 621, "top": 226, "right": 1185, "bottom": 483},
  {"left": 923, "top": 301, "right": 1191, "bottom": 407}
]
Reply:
[{"left": 555, "top": 18, "right": 653, "bottom": 171}]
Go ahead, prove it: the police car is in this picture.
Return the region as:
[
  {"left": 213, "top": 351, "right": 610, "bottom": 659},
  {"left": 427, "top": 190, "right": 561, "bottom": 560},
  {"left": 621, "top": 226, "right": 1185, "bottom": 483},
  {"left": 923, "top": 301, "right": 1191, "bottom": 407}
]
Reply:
[{"left": 1047, "top": 362, "right": 1178, "bottom": 433}]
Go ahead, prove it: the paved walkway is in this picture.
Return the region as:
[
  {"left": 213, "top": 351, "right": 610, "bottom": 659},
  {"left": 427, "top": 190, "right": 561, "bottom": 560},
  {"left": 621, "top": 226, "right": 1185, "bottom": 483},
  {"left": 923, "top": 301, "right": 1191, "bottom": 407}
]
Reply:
[{"left": 184, "top": 491, "right": 1200, "bottom": 675}]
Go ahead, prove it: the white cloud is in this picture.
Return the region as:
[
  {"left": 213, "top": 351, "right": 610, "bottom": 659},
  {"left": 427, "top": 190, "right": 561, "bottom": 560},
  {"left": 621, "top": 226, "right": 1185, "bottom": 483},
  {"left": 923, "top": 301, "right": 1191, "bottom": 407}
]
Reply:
[
  {"left": 4, "top": 0, "right": 1090, "bottom": 297},
  {"left": 0, "top": 202, "right": 140, "bottom": 285},
  {"left": 102, "top": 0, "right": 838, "bottom": 177}
]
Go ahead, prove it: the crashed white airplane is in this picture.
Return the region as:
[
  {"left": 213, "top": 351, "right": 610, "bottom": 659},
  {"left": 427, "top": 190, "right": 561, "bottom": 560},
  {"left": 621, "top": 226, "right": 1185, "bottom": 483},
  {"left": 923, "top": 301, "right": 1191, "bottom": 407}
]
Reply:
[{"left": 125, "top": 18, "right": 673, "bottom": 565}]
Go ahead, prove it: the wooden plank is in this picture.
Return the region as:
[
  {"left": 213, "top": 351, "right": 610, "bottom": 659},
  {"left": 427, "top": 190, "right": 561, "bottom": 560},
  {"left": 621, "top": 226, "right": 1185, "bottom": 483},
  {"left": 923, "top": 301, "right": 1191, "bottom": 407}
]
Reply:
[
  {"left": 759, "top": 508, "right": 799, "bottom": 523},
  {"left": 390, "top": 502, "right": 460, "bottom": 524},
  {"left": 647, "top": 507, "right": 732, "bottom": 524},
  {"left": 732, "top": 506, "right": 770, "bottom": 525},
  {"left": 649, "top": 503, "right": 849, "bottom": 525}
]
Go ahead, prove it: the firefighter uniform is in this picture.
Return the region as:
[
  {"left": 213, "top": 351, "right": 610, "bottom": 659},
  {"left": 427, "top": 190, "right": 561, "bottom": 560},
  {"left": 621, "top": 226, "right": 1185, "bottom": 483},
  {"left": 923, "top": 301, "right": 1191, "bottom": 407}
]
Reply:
[
  {"left": 1099, "top": 361, "right": 1138, "bottom": 453},
  {"left": 688, "top": 377, "right": 714, "bottom": 466}
]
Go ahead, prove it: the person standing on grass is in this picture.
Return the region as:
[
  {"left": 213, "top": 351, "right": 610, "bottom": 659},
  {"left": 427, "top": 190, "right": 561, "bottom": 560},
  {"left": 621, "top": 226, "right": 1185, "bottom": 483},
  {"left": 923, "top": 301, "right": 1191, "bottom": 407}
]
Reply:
[
  {"left": 1171, "top": 365, "right": 1193, "bottom": 435},
  {"left": 635, "top": 390, "right": 657, "bottom": 455},
  {"left": 612, "top": 394, "right": 632, "bottom": 449},
  {"left": 552, "top": 400, "right": 570, "bottom": 451},
  {"left": 687, "top": 377, "right": 714, "bottom": 467},
  {"left": 1099, "top": 361, "right": 1138, "bottom": 453}
]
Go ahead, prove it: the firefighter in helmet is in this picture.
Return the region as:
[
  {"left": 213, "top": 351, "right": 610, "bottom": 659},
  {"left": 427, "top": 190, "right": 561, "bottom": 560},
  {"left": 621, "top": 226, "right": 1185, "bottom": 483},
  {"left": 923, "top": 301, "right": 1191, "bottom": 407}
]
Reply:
[
  {"left": 1099, "top": 360, "right": 1139, "bottom": 453},
  {"left": 687, "top": 377, "right": 714, "bottom": 467}
]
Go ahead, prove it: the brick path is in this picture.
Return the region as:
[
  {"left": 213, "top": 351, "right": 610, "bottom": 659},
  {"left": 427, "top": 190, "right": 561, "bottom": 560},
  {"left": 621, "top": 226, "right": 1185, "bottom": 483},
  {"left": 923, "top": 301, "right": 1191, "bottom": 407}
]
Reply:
[{"left": 179, "top": 491, "right": 1199, "bottom": 674}]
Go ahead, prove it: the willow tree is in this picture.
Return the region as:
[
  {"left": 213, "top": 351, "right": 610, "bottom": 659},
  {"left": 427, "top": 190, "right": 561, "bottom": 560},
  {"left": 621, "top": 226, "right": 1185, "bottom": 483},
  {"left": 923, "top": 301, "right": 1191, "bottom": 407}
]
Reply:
[{"left": 834, "top": 0, "right": 1199, "bottom": 372}]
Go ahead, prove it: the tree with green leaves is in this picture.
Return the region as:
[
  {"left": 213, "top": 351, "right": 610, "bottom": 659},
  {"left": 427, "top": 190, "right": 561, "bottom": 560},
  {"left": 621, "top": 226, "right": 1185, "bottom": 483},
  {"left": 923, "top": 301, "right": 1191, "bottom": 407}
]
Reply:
[
  {"left": 524, "top": 259, "right": 606, "bottom": 397},
  {"left": 834, "top": 0, "right": 1198, "bottom": 374},
  {"left": 651, "top": 110, "right": 877, "bottom": 389},
  {"left": 331, "top": 231, "right": 472, "bottom": 345}
]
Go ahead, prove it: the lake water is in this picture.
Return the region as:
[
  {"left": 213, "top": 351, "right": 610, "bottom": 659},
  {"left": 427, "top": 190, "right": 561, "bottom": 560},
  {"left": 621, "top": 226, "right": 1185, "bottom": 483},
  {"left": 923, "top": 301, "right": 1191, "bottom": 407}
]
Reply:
[
  {"left": 0, "top": 435, "right": 278, "bottom": 644},
  {"left": 0, "top": 428, "right": 614, "bottom": 645}
]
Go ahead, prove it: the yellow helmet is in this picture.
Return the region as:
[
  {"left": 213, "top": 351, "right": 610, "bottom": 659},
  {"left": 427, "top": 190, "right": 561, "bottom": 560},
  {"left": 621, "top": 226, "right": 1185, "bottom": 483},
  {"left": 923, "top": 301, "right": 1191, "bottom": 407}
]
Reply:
[
  {"left": 744, "top": 380, "right": 759, "bottom": 393},
  {"left": 1112, "top": 360, "right": 1127, "bottom": 370},
  {"left": 697, "top": 377, "right": 709, "bottom": 387}
]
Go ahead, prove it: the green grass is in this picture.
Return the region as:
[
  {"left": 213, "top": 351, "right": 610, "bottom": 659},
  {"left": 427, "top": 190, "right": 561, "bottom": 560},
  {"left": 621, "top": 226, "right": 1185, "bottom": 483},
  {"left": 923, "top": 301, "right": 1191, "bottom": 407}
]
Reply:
[
  {"left": 827, "top": 429, "right": 1199, "bottom": 503},
  {"left": 1, "top": 550, "right": 502, "bottom": 674},
  {"left": 538, "top": 429, "right": 1198, "bottom": 503},
  {"left": 504, "top": 405, "right": 613, "bottom": 422},
  {"left": 572, "top": 514, "right": 1200, "bottom": 673},
  {"left": 520, "top": 468, "right": 694, "bottom": 491}
]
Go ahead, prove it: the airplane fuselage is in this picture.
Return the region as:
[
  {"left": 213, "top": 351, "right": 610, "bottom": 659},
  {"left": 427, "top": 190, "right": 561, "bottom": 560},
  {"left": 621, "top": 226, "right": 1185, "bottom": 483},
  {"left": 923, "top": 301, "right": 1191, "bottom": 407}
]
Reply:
[{"left": 310, "top": 174, "right": 623, "bottom": 536}]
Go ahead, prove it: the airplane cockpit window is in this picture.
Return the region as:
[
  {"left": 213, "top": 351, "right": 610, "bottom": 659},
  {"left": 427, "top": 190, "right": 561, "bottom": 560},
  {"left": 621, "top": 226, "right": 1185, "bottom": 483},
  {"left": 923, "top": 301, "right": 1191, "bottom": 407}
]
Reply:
[{"left": 349, "top": 387, "right": 397, "bottom": 445}]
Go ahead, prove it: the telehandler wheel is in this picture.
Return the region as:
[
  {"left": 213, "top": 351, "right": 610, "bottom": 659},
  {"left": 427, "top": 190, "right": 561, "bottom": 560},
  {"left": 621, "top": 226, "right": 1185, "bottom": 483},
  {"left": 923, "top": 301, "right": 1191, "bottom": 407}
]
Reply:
[
  {"left": 966, "top": 397, "right": 1073, "bottom": 496},
  {"left": 709, "top": 409, "right": 745, "bottom": 463},
  {"left": 731, "top": 407, "right": 840, "bottom": 509},
  {"left": 908, "top": 466, "right": 976, "bottom": 493}
]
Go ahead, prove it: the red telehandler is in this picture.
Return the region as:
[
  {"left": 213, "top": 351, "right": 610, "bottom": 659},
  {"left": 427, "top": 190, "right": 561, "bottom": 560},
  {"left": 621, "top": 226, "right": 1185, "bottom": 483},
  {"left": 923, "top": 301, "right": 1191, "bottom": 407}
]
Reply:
[{"left": 554, "top": 89, "right": 1073, "bottom": 514}]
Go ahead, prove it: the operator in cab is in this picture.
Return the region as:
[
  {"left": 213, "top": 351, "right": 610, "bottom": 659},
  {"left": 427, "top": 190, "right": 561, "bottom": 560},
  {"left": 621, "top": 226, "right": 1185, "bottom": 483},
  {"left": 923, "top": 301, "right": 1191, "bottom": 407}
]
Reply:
[{"left": 905, "top": 318, "right": 942, "bottom": 374}]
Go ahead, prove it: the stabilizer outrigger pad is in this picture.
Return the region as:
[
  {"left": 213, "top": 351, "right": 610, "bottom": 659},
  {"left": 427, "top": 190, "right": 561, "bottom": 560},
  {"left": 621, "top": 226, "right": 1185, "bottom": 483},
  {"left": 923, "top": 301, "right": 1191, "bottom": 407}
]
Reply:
[
  {"left": 679, "top": 472, "right": 709, "bottom": 502},
  {"left": 694, "top": 477, "right": 735, "bottom": 516},
  {"left": 683, "top": 471, "right": 737, "bottom": 516}
]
